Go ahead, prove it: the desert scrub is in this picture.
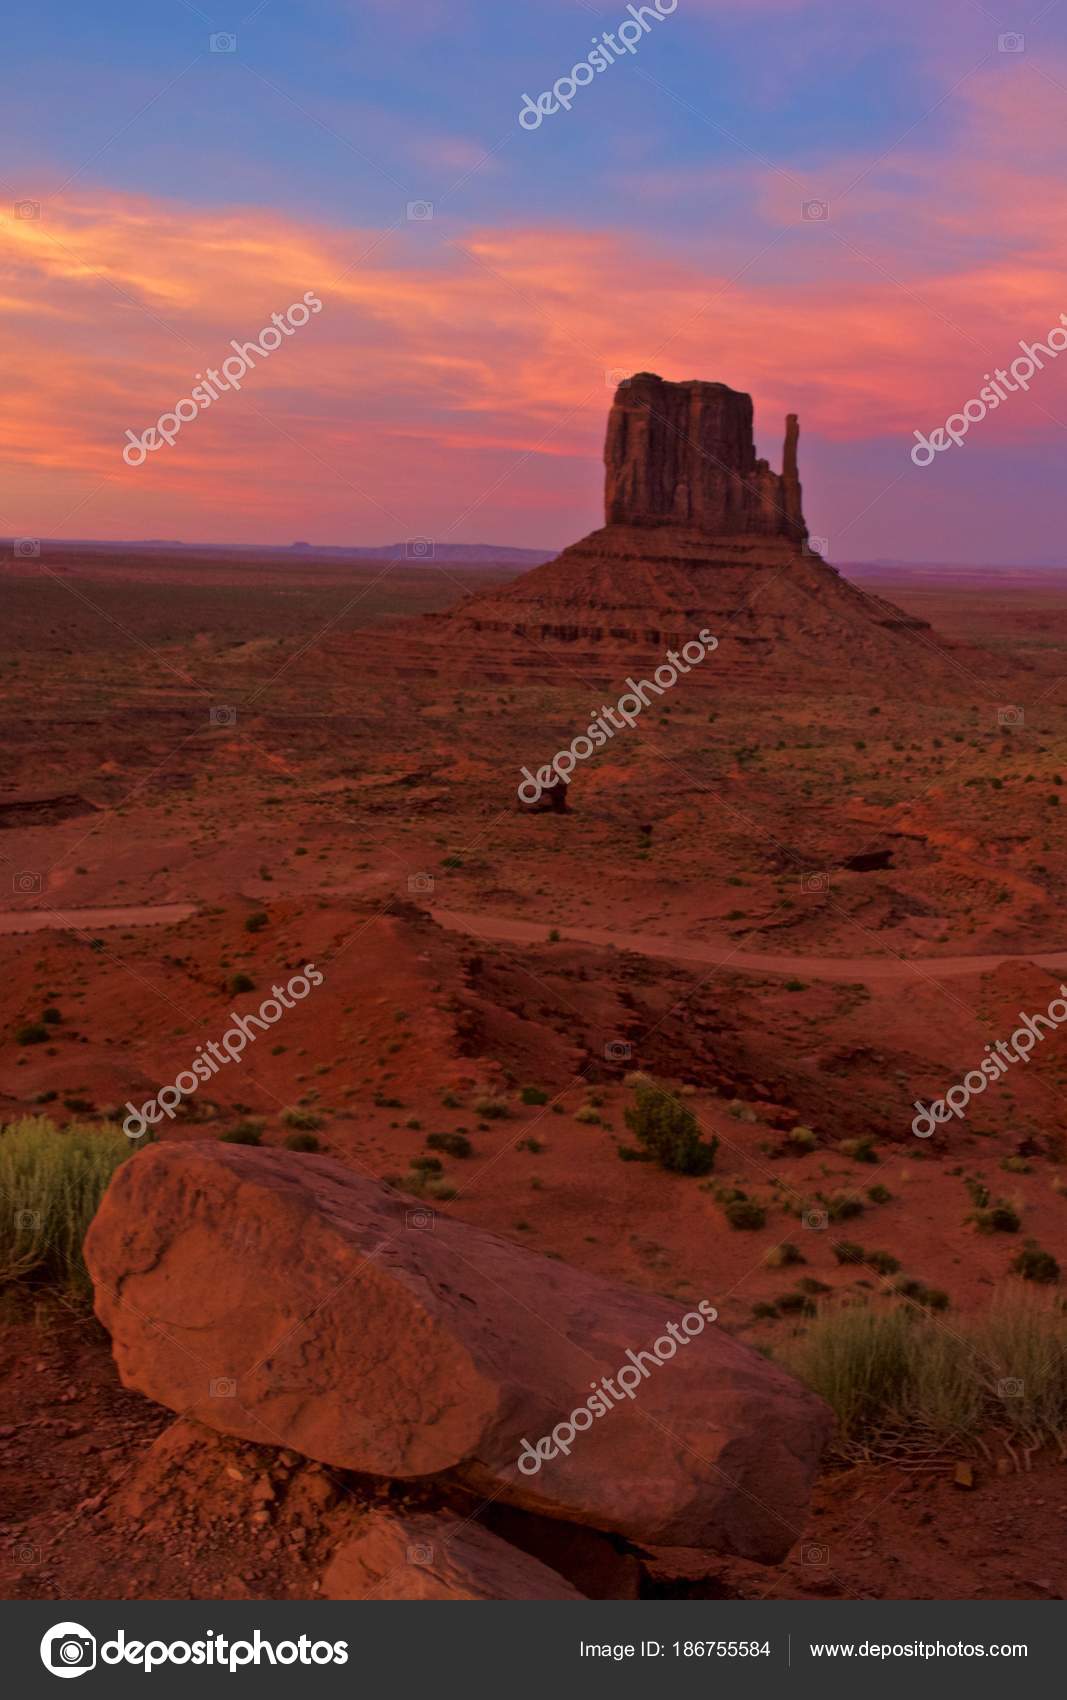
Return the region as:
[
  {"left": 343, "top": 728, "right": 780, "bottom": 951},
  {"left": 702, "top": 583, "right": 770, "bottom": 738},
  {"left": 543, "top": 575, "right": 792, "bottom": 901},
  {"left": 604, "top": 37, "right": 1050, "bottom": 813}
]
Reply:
[
  {"left": 15, "top": 1023, "right": 49, "bottom": 1046},
  {"left": 474, "top": 1096, "right": 509, "bottom": 1120},
  {"left": 723, "top": 1197, "right": 766, "bottom": 1230},
  {"left": 970, "top": 1201, "right": 1020, "bottom": 1234},
  {"left": 838, "top": 1136, "right": 879, "bottom": 1164},
  {"left": 787, "top": 1294, "right": 1067, "bottom": 1461},
  {"left": 1011, "top": 1242, "right": 1060, "bottom": 1283},
  {"left": 520, "top": 1086, "right": 549, "bottom": 1106},
  {"left": 281, "top": 1107, "right": 323, "bottom": 1133},
  {"left": 624, "top": 1080, "right": 718, "bottom": 1176},
  {"left": 221, "top": 1122, "right": 263, "bottom": 1145},
  {"left": 764, "top": 1241, "right": 805, "bottom": 1268},
  {"left": 283, "top": 1131, "right": 321, "bottom": 1153},
  {"left": 0, "top": 1117, "right": 136, "bottom": 1293},
  {"left": 427, "top": 1132, "right": 472, "bottom": 1158}
]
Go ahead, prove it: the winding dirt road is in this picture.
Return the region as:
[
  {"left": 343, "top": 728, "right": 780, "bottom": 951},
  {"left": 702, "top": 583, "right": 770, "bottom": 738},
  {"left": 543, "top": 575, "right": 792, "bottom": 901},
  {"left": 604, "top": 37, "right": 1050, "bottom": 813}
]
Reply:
[
  {"left": 431, "top": 907, "right": 1067, "bottom": 985},
  {"left": 0, "top": 903, "right": 197, "bottom": 936}
]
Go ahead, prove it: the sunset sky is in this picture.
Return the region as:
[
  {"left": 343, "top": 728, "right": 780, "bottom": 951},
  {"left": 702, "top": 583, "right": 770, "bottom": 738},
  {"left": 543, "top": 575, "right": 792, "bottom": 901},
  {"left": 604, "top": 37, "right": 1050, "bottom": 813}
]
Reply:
[{"left": 5, "top": 0, "right": 1067, "bottom": 561}]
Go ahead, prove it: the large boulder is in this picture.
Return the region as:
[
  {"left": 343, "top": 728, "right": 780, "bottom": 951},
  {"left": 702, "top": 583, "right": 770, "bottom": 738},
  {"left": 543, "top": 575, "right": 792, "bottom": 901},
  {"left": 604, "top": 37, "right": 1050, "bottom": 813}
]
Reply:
[
  {"left": 85, "top": 1142, "right": 832, "bottom": 1558},
  {"left": 321, "top": 1511, "right": 584, "bottom": 1601}
]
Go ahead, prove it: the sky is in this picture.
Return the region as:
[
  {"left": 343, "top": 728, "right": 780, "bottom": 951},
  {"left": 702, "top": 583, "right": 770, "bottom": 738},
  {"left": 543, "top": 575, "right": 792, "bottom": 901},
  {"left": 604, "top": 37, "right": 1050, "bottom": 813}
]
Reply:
[{"left": 4, "top": 0, "right": 1067, "bottom": 561}]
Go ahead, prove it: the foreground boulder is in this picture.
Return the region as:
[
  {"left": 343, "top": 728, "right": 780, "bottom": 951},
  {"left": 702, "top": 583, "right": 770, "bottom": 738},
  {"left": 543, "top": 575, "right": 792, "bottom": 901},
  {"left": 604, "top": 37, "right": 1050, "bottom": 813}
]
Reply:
[
  {"left": 321, "top": 1511, "right": 583, "bottom": 1601},
  {"left": 85, "top": 1142, "right": 831, "bottom": 1558}
]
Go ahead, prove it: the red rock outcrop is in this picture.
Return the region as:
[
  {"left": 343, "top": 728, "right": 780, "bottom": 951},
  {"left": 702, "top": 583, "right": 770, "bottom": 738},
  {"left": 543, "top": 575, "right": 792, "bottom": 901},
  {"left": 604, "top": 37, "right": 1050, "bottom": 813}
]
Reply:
[
  {"left": 407, "top": 372, "right": 994, "bottom": 697},
  {"left": 85, "top": 1141, "right": 832, "bottom": 1559},
  {"left": 321, "top": 1511, "right": 584, "bottom": 1601},
  {"left": 604, "top": 373, "right": 807, "bottom": 544}
]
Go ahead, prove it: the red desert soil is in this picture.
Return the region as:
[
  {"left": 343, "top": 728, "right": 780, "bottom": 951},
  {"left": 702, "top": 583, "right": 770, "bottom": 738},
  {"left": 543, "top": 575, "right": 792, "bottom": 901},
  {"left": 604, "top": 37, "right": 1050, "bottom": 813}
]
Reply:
[{"left": 1, "top": 508, "right": 1066, "bottom": 1597}]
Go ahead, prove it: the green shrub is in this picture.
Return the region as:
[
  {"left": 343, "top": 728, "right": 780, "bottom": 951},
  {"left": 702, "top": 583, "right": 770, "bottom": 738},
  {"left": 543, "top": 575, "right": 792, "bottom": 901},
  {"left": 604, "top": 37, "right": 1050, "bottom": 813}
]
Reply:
[
  {"left": 281, "top": 1108, "right": 323, "bottom": 1132},
  {"left": 283, "top": 1131, "right": 321, "bottom": 1153},
  {"left": 227, "top": 973, "right": 255, "bottom": 995},
  {"left": 15, "top": 1024, "right": 49, "bottom": 1046},
  {"left": 624, "top": 1081, "right": 718, "bottom": 1176},
  {"left": 244, "top": 912, "right": 269, "bottom": 933},
  {"left": 826, "top": 1193, "right": 864, "bottom": 1222},
  {"left": 893, "top": 1278, "right": 950, "bottom": 1311},
  {"left": 222, "top": 1123, "right": 263, "bottom": 1145},
  {"left": 775, "top": 1291, "right": 815, "bottom": 1316},
  {"left": 1012, "top": 1242, "right": 1060, "bottom": 1283},
  {"left": 574, "top": 1105, "right": 600, "bottom": 1125},
  {"left": 839, "top": 1136, "right": 878, "bottom": 1164},
  {"left": 787, "top": 1295, "right": 1067, "bottom": 1459},
  {"left": 724, "top": 1198, "right": 766, "bottom": 1230},
  {"left": 474, "top": 1096, "right": 509, "bottom": 1120},
  {"left": 867, "top": 1184, "right": 892, "bottom": 1205},
  {"left": 0, "top": 1117, "right": 135, "bottom": 1293},
  {"left": 764, "top": 1241, "right": 805, "bottom": 1268},
  {"left": 411, "top": 1156, "right": 443, "bottom": 1174},
  {"left": 41, "top": 1008, "right": 62, "bottom": 1025},
  {"left": 427, "top": 1132, "right": 472, "bottom": 1159},
  {"left": 832, "top": 1241, "right": 865, "bottom": 1265},
  {"left": 971, "top": 1202, "right": 1020, "bottom": 1234},
  {"left": 788, "top": 1126, "right": 817, "bottom": 1154},
  {"left": 520, "top": 1086, "right": 549, "bottom": 1105}
]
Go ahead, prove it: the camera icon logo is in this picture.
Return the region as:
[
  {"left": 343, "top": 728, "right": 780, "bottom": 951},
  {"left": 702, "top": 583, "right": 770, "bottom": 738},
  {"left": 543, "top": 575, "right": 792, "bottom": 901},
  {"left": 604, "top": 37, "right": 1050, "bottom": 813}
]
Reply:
[
  {"left": 405, "top": 537, "right": 435, "bottom": 559},
  {"left": 209, "top": 705, "right": 237, "bottom": 727},
  {"left": 807, "top": 536, "right": 830, "bottom": 556},
  {"left": 13, "top": 870, "right": 42, "bottom": 895},
  {"left": 14, "top": 538, "right": 41, "bottom": 558},
  {"left": 606, "top": 368, "right": 633, "bottom": 388},
  {"left": 407, "top": 1542, "right": 434, "bottom": 1565},
  {"left": 40, "top": 1622, "right": 96, "bottom": 1678},
  {"left": 801, "top": 871, "right": 830, "bottom": 895},
  {"left": 407, "top": 200, "right": 434, "bottom": 221},
  {"left": 405, "top": 1207, "right": 435, "bottom": 1232},
  {"left": 997, "top": 704, "right": 1024, "bottom": 727},
  {"left": 997, "top": 32, "right": 1024, "bottom": 53},
  {"left": 407, "top": 872, "right": 435, "bottom": 895},
  {"left": 14, "top": 200, "right": 40, "bottom": 220},
  {"left": 604, "top": 1040, "right": 632, "bottom": 1063},
  {"left": 210, "top": 32, "right": 237, "bottom": 52},
  {"left": 997, "top": 1377, "right": 1024, "bottom": 1399},
  {"left": 802, "top": 199, "right": 829, "bottom": 221},
  {"left": 209, "top": 1376, "right": 237, "bottom": 1398},
  {"left": 15, "top": 1209, "right": 42, "bottom": 1231},
  {"left": 801, "top": 1541, "right": 830, "bottom": 1567},
  {"left": 803, "top": 1208, "right": 828, "bottom": 1232}
]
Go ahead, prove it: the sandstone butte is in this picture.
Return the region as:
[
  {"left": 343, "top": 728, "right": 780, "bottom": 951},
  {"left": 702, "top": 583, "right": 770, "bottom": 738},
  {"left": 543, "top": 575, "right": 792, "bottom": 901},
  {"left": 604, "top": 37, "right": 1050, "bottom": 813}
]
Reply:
[
  {"left": 85, "top": 1140, "right": 833, "bottom": 1561},
  {"left": 413, "top": 371, "right": 988, "bottom": 695}
]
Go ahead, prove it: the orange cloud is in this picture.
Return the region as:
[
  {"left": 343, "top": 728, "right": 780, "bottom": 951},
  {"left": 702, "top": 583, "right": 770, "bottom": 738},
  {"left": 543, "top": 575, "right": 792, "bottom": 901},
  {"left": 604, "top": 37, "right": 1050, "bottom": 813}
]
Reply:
[{"left": 4, "top": 47, "right": 1067, "bottom": 548}]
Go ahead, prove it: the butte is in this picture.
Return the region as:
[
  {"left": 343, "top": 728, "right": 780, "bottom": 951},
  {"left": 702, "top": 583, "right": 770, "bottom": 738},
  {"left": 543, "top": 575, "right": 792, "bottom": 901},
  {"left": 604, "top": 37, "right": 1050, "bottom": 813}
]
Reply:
[{"left": 415, "top": 373, "right": 990, "bottom": 696}]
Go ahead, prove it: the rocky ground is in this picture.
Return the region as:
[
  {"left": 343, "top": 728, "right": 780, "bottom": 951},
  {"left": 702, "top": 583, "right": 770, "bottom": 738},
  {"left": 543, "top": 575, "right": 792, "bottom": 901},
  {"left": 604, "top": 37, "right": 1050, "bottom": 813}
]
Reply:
[{"left": 1, "top": 543, "right": 1066, "bottom": 1599}]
